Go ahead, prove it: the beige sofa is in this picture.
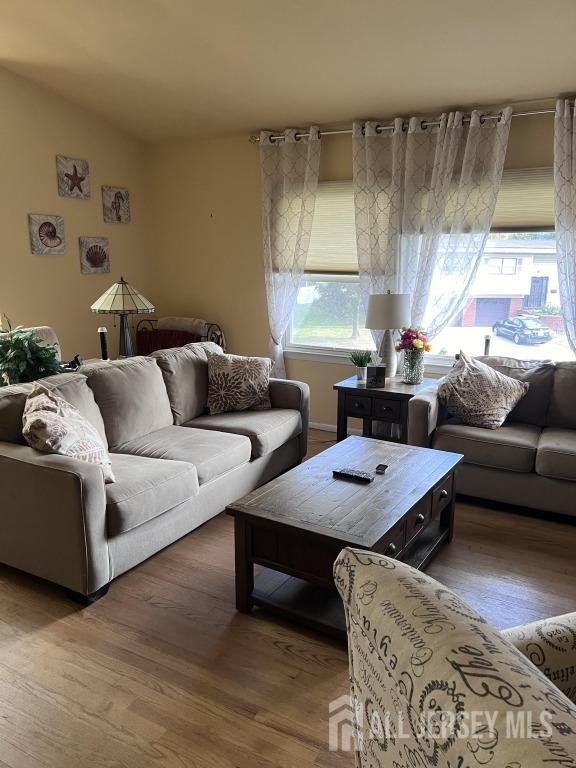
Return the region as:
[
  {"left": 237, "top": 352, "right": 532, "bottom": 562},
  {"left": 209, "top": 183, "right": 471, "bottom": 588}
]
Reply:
[
  {"left": 0, "top": 342, "right": 309, "bottom": 601},
  {"left": 335, "top": 547, "right": 576, "bottom": 766},
  {"left": 408, "top": 356, "right": 576, "bottom": 517}
]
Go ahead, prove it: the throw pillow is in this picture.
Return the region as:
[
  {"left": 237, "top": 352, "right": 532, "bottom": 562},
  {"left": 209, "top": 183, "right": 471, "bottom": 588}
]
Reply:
[
  {"left": 22, "top": 384, "right": 115, "bottom": 482},
  {"left": 438, "top": 351, "right": 529, "bottom": 429},
  {"left": 206, "top": 351, "right": 272, "bottom": 415},
  {"left": 505, "top": 363, "right": 556, "bottom": 427}
]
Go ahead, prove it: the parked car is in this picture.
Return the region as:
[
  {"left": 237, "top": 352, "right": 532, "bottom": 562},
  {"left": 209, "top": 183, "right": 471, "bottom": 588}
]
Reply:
[{"left": 492, "top": 315, "right": 552, "bottom": 345}]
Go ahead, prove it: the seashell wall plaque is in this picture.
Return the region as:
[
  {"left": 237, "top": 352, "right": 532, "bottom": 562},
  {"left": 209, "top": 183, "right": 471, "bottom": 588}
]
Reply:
[
  {"left": 56, "top": 155, "right": 91, "bottom": 199},
  {"left": 79, "top": 236, "right": 110, "bottom": 275},
  {"left": 102, "top": 186, "right": 131, "bottom": 224},
  {"left": 28, "top": 214, "right": 65, "bottom": 255}
]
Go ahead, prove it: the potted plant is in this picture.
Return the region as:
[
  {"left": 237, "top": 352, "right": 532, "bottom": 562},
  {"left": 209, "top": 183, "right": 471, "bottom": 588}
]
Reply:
[
  {"left": 395, "top": 328, "right": 432, "bottom": 384},
  {"left": 349, "top": 350, "right": 373, "bottom": 383},
  {"left": 0, "top": 316, "right": 61, "bottom": 386}
]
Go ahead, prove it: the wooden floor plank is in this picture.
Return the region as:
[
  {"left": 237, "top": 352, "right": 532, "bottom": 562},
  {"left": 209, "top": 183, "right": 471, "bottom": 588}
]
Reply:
[{"left": 0, "top": 429, "right": 573, "bottom": 767}]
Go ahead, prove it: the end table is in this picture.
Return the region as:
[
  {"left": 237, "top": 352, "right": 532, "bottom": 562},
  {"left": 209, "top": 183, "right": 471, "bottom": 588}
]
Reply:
[{"left": 333, "top": 375, "right": 437, "bottom": 444}]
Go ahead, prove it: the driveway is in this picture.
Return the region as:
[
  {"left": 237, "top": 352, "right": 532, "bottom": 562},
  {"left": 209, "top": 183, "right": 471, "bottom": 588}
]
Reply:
[{"left": 433, "top": 325, "right": 574, "bottom": 361}]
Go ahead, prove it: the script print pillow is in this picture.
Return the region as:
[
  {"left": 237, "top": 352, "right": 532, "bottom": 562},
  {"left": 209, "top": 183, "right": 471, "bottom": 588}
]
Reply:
[
  {"left": 22, "top": 384, "right": 115, "bottom": 482},
  {"left": 206, "top": 351, "right": 272, "bottom": 415},
  {"left": 438, "top": 351, "right": 529, "bottom": 429}
]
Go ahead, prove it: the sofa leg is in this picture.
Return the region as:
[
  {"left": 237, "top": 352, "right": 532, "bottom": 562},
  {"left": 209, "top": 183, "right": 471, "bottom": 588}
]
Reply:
[{"left": 67, "top": 583, "right": 110, "bottom": 606}]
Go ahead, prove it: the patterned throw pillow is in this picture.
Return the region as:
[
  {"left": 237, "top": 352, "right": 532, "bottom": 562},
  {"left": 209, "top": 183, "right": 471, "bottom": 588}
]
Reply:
[
  {"left": 438, "top": 351, "right": 529, "bottom": 429},
  {"left": 22, "top": 384, "right": 115, "bottom": 482},
  {"left": 206, "top": 351, "right": 272, "bottom": 415}
]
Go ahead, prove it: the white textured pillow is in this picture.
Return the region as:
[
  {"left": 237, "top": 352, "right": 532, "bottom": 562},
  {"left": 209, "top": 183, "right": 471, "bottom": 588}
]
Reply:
[
  {"left": 22, "top": 384, "right": 115, "bottom": 482},
  {"left": 438, "top": 351, "right": 529, "bottom": 429}
]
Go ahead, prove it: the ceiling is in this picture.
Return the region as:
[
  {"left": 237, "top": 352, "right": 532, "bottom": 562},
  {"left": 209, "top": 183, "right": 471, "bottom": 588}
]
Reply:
[{"left": 1, "top": 0, "right": 575, "bottom": 142}]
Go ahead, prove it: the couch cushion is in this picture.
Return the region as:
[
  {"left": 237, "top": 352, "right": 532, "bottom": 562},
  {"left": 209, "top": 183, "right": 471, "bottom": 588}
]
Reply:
[
  {"left": 150, "top": 341, "right": 222, "bottom": 424},
  {"left": 0, "top": 381, "right": 33, "bottom": 443},
  {"left": 106, "top": 453, "right": 198, "bottom": 536},
  {"left": 0, "top": 373, "right": 106, "bottom": 445},
  {"left": 115, "top": 424, "right": 251, "bottom": 485},
  {"left": 546, "top": 362, "right": 576, "bottom": 429},
  {"left": 82, "top": 357, "right": 173, "bottom": 449},
  {"left": 535, "top": 428, "right": 576, "bottom": 481},
  {"left": 187, "top": 408, "right": 302, "bottom": 459},
  {"left": 478, "top": 357, "right": 555, "bottom": 427},
  {"left": 433, "top": 418, "right": 541, "bottom": 472}
]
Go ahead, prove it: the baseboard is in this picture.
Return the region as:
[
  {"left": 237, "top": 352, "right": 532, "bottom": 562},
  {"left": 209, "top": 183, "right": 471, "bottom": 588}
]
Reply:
[{"left": 309, "top": 421, "right": 362, "bottom": 436}]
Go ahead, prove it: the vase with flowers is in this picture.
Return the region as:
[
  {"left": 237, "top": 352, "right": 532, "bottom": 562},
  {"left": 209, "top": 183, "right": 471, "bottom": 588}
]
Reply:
[{"left": 396, "top": 328, "right": 431, "bottom": 384}]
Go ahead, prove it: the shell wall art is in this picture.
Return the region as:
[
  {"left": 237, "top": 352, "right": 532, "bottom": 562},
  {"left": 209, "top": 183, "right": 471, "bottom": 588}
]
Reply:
[
  {"left": 56, "top": 155, "right": 90, "bottom": 199},
  {"left": 28, "top": 214, "right": 65, "bottom": 255},
  {"left": 102, "top": 186, "right": 131, "bottom": 224},
  {"left": 79, "top": 236, "right": 110, "bottom": 275}
]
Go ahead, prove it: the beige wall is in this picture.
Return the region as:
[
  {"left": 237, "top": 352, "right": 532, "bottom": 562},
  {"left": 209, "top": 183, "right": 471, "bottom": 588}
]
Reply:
[
  {"left": 0, "top": 67, "right": 151, "bottom": 360},
  {"left": 3, "top": 67, "right": 552, "bottom": 425},
  {"left": 148, "top": 112, "right": 555, "bottom": 427}
]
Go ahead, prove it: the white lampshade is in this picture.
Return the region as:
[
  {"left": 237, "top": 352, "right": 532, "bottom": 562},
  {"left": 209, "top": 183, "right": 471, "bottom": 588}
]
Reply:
[
  {"left": 90, "top": 276, "right": 154, "bottom": 315},
  {"left": 365, "top": 293, "right": 411, "bottom": 330}
]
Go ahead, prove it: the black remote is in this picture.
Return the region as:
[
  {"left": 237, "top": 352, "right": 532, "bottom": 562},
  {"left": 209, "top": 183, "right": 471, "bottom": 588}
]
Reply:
[{"left": 333, "top": 468, "right": 375, "bottom": 484}]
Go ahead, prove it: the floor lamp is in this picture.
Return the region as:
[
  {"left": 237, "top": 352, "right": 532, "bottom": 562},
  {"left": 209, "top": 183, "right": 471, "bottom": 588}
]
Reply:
[
  {"left": 90, "top": 277, "right": 155, "bottom": 358},
  {"left": 365, "top": 292, "right": 411, "bottom": 378}
]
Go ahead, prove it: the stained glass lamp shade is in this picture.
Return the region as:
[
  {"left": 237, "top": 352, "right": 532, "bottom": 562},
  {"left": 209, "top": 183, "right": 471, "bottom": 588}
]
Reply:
[{"left": 90, "top": 276, "right": 154, "bottom": 357}]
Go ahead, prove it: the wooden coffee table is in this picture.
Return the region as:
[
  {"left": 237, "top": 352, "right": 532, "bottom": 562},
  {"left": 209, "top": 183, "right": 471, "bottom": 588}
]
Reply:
[{"left": 227, "top": 436, "right": 463, "bottom": 639}]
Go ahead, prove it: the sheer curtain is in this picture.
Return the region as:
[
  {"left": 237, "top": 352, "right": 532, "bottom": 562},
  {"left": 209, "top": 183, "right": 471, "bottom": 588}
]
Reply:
[
  {"left": 260, "top": 127, "right": 321, "bottom": 376},
  {"left": 353, "top": 108, "right": 512, "bottom": 345},
  {"left": 554, "top": 99, "right": 576, "bottom": 354}
]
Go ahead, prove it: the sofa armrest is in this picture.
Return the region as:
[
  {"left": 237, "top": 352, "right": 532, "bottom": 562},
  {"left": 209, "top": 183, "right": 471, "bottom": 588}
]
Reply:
[
  {"left": 501, "top": 612, "right": 576, "bottom": 704},
  {"left": 408, "top": 383, "right": 443, "bottom": 447},
  {"left": 0, "top": 442, "right": 109, "bottom": 595},
  {"left": 269, "top": 378, "right": 310, "bottom": 459}
]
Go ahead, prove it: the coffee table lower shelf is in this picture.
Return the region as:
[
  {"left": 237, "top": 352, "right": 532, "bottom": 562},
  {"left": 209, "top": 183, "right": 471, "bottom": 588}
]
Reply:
[{"left": 251, "top": 523, "right": 450, "bottom": 640}]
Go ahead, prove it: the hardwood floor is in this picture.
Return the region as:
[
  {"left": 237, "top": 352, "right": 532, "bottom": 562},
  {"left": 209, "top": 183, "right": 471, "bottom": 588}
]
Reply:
[{"left": 0, "top": 429, "right": 574, "bottom": 767}]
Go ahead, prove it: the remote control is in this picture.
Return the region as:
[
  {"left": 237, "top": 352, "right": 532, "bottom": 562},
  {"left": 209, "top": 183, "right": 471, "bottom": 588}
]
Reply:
[{"left": 333, "top": 468, "right": 375, "bottom": 484}]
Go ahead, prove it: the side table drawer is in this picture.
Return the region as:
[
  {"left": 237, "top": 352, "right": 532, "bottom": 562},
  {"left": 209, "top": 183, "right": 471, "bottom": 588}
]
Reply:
[
  {"left": 345, "top": 395, "right": 372, "bottom": 418},
  {"left": 373, "top": 398, "right": 402, "bottom": 422},
  {"left": 432, "top": 474, "right": 453, "bottom": 519}
]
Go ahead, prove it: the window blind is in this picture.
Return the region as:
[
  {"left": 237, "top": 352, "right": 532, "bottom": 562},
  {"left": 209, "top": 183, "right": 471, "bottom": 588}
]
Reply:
[
  {"left": 491, "top": 167, "right": 554, "bottom": 230},
  {"left": 306, "top": 181, "right": 358, "bottom": 273},
  {"left": 306, "top": 168, "right": 554, "bottom": 273}
]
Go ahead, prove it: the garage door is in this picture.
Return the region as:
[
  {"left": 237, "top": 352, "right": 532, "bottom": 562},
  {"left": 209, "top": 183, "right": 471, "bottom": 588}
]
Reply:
[{"left": 476, "top": 298, "right": 510, "bottom": 326}]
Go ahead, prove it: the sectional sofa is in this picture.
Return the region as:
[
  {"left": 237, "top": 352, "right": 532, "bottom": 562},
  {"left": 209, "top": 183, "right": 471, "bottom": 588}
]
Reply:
[{"left": 0, "top": 342, "right": 309, "bottom": 601}]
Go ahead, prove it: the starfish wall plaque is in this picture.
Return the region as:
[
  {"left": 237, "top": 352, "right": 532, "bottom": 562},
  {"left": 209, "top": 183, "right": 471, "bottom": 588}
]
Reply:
[{"left": 56, "top": 155, "right": 91, "bottom": 199}]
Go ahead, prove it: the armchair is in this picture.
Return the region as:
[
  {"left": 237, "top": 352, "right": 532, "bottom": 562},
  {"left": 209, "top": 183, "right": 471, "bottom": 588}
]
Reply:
[{"left": 334, "top": 547, "right": 576, "bottom": 766}]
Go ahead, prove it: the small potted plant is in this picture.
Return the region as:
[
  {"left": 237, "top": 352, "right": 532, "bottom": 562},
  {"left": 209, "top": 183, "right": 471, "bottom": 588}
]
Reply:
[
  {"left": 0, "top": 315, "right": 61, "bottom": 386},
  {"left": 395, "top": 328, "right": 431, "bottom": 384},
  {"left": 349, "top": 350, "right": 373, "bottom": 383}
]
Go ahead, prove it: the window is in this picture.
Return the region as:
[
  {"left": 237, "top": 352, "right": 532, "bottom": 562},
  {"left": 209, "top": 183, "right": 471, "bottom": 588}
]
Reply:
[
  {"left": 290, "top": 273, "right": 375, "bottom": 351},
  {"left": 287, "top": 170, "right": 574, "bottom": 362},
  {"left": 433, "top": 231, "right": 573, "bottom": 362},
  {"left": 488, "top": 257, "right": 518, "bottom": 275},
  {"left": 288, "top": 182, "right": 375, "bottom": 352}
]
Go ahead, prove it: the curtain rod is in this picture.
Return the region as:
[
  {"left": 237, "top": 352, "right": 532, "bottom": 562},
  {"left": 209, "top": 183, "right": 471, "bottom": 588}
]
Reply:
[{"left": 248, "top": 108, "right": 555, "bottom": 143}]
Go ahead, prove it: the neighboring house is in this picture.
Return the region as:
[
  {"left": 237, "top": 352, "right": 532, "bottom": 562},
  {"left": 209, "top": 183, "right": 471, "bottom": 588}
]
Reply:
[{"left": 454, "top": 239, "right": 559, "bottom": 328}]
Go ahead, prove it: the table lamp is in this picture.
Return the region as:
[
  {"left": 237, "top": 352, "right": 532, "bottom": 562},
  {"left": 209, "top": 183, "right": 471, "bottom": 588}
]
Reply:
[
  {"left": 90, "top": 276, "right": 154, "bottom": 358},
  {"left": 365, "top": 292, "right": 411, "bottom": 378}
]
